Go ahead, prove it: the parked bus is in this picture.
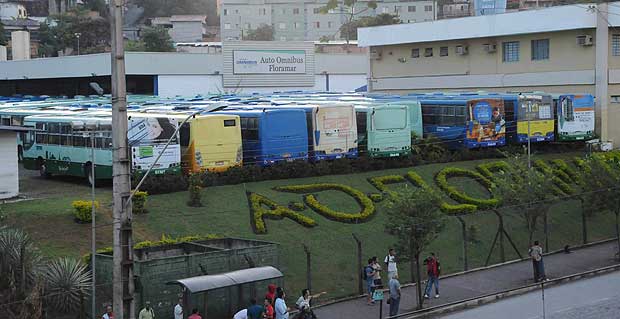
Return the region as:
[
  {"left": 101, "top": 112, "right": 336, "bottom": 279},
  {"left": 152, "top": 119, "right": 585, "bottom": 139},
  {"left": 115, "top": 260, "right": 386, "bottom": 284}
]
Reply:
[
  {"left": 134, "top": 105, "right": 242, "bottom": 173},
  {"left": 21, "top": 113, "right": 182, "bottom": 184},
  {"left": 215, "top": 108, "right": 309, "bottom": 166},
  {"left": 554, "top": 94, "right": 595, "bottom": 141},
  {"left": 262, "top": 103, "right": 358, "bottom": 161},
  {"left": 516, "top": 94, "right": 555, "bottom": 143},
  {"left": 465, "top": 98, "right": 506, "bottom": 148},
  {"left": 355, "top": 104, "right": 412, "bottom": 158},
  {"left": 419, "top": 98, "right": 468, "bottom": 148}
]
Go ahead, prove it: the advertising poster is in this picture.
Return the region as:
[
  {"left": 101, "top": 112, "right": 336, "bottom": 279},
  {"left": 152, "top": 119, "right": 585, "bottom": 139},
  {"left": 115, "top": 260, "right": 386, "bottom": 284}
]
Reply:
[
  {"left": 466, "top": 99, "right": 506, "bottom": 146},
  {"left": 557, "top": 95, "right": 595, "bottom": 137},
  {"left": 128, "top": 117, "right": 181, "bottom": 172}
]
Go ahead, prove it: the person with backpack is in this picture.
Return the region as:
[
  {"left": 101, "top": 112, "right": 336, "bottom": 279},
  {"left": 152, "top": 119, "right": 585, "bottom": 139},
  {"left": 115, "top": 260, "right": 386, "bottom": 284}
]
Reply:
[
  {"left": 423, "top": 252, "right": 441, "bottom": 299},
  {"left": 371, "top": 256, "right": 382, "bottom": 289},
  {"left": 138, "top": 301, "right": 155, "bottom": 319},
  {"left": 529, "top": 241, "right": 546, "bottom": 282},
  {"left": 363, "top": 258, "right": 376, "bottom": 305},
  {"left": 384, "top": 248, "right": 398, "bottom": 280}
]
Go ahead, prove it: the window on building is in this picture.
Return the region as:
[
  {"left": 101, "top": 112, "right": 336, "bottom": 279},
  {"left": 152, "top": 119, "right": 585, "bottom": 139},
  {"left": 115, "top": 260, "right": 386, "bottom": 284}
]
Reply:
[
  {"left": 279, "top": 22, "right": 286, "bottom": 29},
  {"left": 314, "top": 21, "right": 320, "bottom": 28},
  {"left": 224, "top": 23, "right": 231, "bottom": 30},
  {"left": 245, "top": 23, "right": 251, "bottom": 29},
  {"left": 408, "top": 5, "right": 416, "bottom": 12},
  {"left": 313, "top": 8, "right": 320, "bottom": 14},
  {"left": 280, "top": 8, "right": 286, "bottom": 14},
  {"left": 293, "top": 8, "right": 300, "bottom": 14},
  {"left": 328, "top": 21, "right": 333, "bottom": 28},
  {"left": 235, "top": 9, "right": 239, "bottom": 14},
  {"left": 425, "top": 5, "right": 433, "bottom": 11},
  {"left": 294, "top": 22, "right": 301, "bottom": 29},
  {"left": 531, "top": 39, "right": 549, "bottom": 60},
  {"left": 440, "top": 46, "right": 448, "bottom": 57},
  {"left": 223, "top": 9, "right": 228, "bottom": 15},
  {"left": 259, "top": 8, "right": 266, "bottom": 15},
  {"left": 394, "top": 5, "right": 402, "bottom": 13},
  {"left": 280, "top": 36, "right": 286, "bottom": 41},
  {"left": 411, "top": 48, "right": 420, "bottom": 58},
  {"left": 424, "top": 47, "right": 433, "bottom": 57},
  {"left": 382, "top": 7, "right": 389, "bottom": 13},
  {"left": 613, "top": 34, "right": 620, "bottom": 56},
  {"left": 611, "top": 95, "right": 620, "bottom": 103},
  {"left": 502, "top": 41, "right": 519, "bottom": 62}
]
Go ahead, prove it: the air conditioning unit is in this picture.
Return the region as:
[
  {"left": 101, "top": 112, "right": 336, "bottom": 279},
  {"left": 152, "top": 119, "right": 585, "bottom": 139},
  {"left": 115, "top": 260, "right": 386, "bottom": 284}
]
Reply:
[
  {"left": 576, "top": 35, "right": 593, "bottom": 46},
  {"left": 483, "top": 43, "right": 497, "bottom": 53},
  {"left": 370, "top": 48, "right": 383, "bottom": 60},
  {"left": 455, "top": 45, "right": 469, "bottom": 55}
]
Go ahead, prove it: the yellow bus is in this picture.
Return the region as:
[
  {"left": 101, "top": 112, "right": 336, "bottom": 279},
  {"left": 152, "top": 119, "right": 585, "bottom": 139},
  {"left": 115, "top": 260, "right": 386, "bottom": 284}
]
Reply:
[{"left": 132, "top": 111, "right": 242, "bottom": 173}]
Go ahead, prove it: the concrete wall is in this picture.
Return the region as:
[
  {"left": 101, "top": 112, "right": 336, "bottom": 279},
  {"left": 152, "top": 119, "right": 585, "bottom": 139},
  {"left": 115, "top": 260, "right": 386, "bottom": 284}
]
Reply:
[
  {"left": 0, "top": 131, "right": 18, "bottom": 199},
  {"left": 0, "top": 46, "right": 6, "bottom": 62},
  {"left": 11, "top": 31, "right": 31, "bottom": 60},
  {"left": 171, "top": 21, "right": 205, "bottom": 43}
]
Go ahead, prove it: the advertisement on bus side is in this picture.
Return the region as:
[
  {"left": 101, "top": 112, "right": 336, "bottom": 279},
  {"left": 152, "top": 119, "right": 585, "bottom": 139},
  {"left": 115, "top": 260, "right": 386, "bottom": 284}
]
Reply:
[
  {"left": 557, "top": 95, "right": 595, "bottom": 140},
  {"left": 466, "top": 99, "right": 506, "bottom": 147},
  {"left": 128, "top": 117, "right": 181, "bottom": 173}
]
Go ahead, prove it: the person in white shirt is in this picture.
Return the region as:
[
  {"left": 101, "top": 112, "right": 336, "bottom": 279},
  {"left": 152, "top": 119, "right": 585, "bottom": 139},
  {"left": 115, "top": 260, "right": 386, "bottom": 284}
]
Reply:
[
  {"left": 174, "top": 299, "right": 183, "bottom": 319},
  {"left": 102, "top": 305, "right": 114, "bottom": 319},
  {"left": 384, "top": 248, "right": 398, "bottom": 280},
  {"left": 233, "top": 308, "right": 248, "bottom": 319},
  {"left": 274, "top": 287, "right": 289, "bottom": 319}
]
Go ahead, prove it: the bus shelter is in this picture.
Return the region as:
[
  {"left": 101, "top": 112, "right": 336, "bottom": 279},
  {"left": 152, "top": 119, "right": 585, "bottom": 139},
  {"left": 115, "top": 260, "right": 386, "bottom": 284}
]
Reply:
[{"left": 168, "top": 266, "right": 283, "bottom": 318}]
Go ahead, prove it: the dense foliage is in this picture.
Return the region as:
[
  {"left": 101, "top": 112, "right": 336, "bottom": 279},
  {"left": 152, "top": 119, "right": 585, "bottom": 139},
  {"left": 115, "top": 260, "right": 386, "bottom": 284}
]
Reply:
[
  {"left": 141, "top": 26, "right": 175, "bottom": 52},
  {"left": 244, "top": 24, "right": 274, "bottom": 41},
  {"left": 38, "top": 9, "right": 110, "bottom": 57}
]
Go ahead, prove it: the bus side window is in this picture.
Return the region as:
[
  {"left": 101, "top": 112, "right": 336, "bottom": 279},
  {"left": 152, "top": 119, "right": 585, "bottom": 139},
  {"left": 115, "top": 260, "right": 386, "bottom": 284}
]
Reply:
[
  {"left": 1, "top": 117, "right": 10, "bottom": 126},
  {"left": 179, "top": 123, "right": 190, "bottom": 147},
  {"left": 48, "top": 123, "right": 60, "bottom": 145}
]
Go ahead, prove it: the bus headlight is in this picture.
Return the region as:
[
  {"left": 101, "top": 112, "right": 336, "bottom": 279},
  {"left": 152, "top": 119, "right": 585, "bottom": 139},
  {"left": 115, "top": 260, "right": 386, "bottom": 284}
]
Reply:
[{"left": 236, "top": 146, "right": 243, "bottom": 163}]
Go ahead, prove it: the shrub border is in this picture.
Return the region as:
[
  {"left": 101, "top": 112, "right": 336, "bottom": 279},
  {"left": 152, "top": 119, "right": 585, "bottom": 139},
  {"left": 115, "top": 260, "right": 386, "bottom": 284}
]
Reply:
[
  {"left": 247, "top": 192, "right": 317, "bottom": 234},
  {"left": 435, "top": 167, "right": 499, "bottom": 209}
]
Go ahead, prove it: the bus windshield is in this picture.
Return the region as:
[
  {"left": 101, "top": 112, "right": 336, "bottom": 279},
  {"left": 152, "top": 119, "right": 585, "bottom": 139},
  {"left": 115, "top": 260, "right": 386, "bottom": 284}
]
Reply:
[
  {"left": 520, "top": 96, "right": 553, "bottom": 121},
  {"left": 373, "top": 108, "right": 407, "bottom": 130}
]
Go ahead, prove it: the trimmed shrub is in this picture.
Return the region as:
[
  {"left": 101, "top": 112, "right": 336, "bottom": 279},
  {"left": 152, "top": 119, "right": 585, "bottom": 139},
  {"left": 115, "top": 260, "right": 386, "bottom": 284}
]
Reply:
[
  {"left": 132, "top": 172, "right": 188, "bottom": 195},
  {"left": 476, "top": 161, "right": 511, "bottom": 180},
  {"left": 71, "top": 200, "right": 99, "bottom": 223},
  {"left": 406, "top": 170, "right": 478, "bottom": 214},
  {"left": 274, "top": 183, "right": 376, "bottom": 223},
  {"left": 187, "top": 174, "right": 203, "bottom": 207},
  {"left": 132, "top": 191, "right": 148, "bottom": 214},
  {"left": 369, "top": 193, "right": 383, "bottom": 202},
  {"left": 435, "top": 167, "right": 499, "bottom": 209},
  {"left": 534, "top": 160, "right": 574, "bottom": 195},
  {"left": 367, "top": 175, "right": 407, "bottom": 196},
  {"left": 288, "top": 202, "right": 306, "bottom": 211},
  {"left": 248, "top": 192, "right": 317, "bottom": 234},
  {"left": 551, "top": 159, "right": 580, "bottom": 181}
]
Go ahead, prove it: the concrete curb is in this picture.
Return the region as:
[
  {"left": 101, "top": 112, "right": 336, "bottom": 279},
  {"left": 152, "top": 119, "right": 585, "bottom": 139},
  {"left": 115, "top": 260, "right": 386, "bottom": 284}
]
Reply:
[
  {"left": 312, "top": 238, "right": 618, "bottom": 310},
  {"left": 396, "top": 263, "right": 620, "bottom": 319}
]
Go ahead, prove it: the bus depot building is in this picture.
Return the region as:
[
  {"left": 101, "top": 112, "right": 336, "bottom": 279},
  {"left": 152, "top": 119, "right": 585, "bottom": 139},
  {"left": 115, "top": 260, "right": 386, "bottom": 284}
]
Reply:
[{"left": 358, "top": 3, "right": 620, "bottom": 146}]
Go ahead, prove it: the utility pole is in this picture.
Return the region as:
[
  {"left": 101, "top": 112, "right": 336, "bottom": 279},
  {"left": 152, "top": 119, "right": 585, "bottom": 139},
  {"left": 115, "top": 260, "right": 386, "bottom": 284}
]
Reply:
[
  {"left": 90, "top": 131, "right": 96, "bottom": 319},
  {"left": 110, "top": 0, "right": 134, "bottom": 318}
]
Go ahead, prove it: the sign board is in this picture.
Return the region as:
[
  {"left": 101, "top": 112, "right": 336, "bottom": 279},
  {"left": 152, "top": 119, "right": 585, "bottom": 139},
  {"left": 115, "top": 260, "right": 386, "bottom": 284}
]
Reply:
[
  {"left": 473, "top": 0, "right": 506, "bottom": 15},
  {"left": 372, "top": 290, "right": 384, "bottom": 301},
  {"left": 233, "top": 50, "right": 306, "bottom": 74}
]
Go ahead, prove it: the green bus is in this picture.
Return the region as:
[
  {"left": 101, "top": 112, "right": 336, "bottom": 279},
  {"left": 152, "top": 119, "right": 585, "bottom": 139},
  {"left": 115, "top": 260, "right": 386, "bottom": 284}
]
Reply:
[
  {"left": 355, "top": 104, "right": 412, "bottom": 158},
  {"left": 22, "top": 112, "right": 182, "bottom": 184}
]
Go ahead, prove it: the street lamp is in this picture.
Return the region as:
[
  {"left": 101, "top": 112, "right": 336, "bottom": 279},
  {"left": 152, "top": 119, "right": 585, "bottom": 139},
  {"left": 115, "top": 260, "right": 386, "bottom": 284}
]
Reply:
[{"left": 74, "top": 32, "right": 82, "bottom": 55}]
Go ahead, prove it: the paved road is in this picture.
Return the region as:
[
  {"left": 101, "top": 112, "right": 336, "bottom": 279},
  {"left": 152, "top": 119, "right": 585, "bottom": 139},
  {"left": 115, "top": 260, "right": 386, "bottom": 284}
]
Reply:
[
  {"left": 313, "top": 241, "right": 620, "bottom": 319},
  {"left": 443, "top": 270, "right": 620, "bottom": 319}
]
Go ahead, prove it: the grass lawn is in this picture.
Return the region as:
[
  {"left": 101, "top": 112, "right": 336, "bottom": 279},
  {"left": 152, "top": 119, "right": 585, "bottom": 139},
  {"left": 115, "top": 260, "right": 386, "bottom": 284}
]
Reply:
[{"left": 1, "top": 152, "right": 617, "bottom": 304}]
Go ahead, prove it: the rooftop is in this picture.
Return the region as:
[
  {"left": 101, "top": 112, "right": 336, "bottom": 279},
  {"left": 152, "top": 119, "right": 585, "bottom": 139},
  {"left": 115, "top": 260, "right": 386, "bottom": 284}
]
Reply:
[{"left": 358, "top": 3, "right": 620, "bottom": 47}]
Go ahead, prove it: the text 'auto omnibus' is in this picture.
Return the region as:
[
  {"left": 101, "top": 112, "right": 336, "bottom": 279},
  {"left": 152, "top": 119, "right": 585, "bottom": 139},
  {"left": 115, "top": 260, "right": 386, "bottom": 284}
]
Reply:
[
  {"left": 22, "top": 113, "right": 182, "bottom": 184},
  {"left": 554, "top": 94, "right": 595, "bottom": 141},
  {"left": 355, "top": 104, "right": 412, "bottom": 158},
  {"left": 215, "top": 108, "right": 309, "bottom": 166}
]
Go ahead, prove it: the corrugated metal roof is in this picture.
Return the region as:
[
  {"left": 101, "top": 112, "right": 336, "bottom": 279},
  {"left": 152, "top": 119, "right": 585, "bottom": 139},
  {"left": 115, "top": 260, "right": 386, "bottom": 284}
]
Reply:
[
  {"left": 168, "top": 266, "right": 283, "bottom": 293},
  {"left": 358, "top": 4, "right": 606, "bottom": 47}
]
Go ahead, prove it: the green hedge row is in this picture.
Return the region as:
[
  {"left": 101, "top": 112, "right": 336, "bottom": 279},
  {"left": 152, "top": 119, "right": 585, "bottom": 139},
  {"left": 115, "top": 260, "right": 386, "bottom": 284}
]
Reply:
[
  {"left": 248, "top": 192, "right": 317, "bottom": 234},
  {"left": 534, "top": 160, "right": 574, "bottom": 195},
  {"left": 435, "top": 167, "right": 499, "bottom": 209},
  {"left": 274, "top": 184, "right": 376, "bottom": 224}
]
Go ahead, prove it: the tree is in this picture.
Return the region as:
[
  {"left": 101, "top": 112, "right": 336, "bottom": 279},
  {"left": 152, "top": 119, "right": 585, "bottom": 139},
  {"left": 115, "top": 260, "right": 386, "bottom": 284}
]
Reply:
[
  {"left": 125, "top": 40, "right": 146, "bottom": 52},
  {"left": 82, "top": 0, "right": 108, "bottom": 17},
  {"left": 38, "top": 9, "right": 110, "bottom": 57},
  {"left": 320, "top": 0, "right": 379, "bottom": 43},
  {"left": 340, "top": 13, "right": 400, "bottom": 41},
  {"left": 385, "top": 187, "right": 446, "bottom": 310},
  {"left": 244, "top": 24, "right": 274, "bottom": 41},
  {"left": 580, "top": 156, "right": 620, "bottom": 260},
  {"left": 491, "top": 155, "right": 556, "bottom": 248},
  {"left": 0, "top": 22, "right": 7, "bottom": 46},
  {"left": 141, "top": 26, "right": 174, "bottom": 52}
]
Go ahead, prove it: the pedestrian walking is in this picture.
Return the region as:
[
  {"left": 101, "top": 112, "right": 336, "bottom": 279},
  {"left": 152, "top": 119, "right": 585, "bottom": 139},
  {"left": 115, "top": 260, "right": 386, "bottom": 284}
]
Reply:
[
  {"left": 275, "top": 287, "right": 290, "bottom": 319},
  {"left": 174, "top": 299, "right": 183, "bottom": 319},
  {"left": 266, "top": 283, "right": 277, "bottom": 305},
  {"left": 529, "top": 240, "right": 546, "bottom": 282},
  {"left": 364, "top": 258, "right": 376, "bottom": 305},
  {"left": 102, "top": 305, "right": 114, "bottom": 319},
  {"left": 264, "top": 298, "right": 275, "bottom": 319},
  {"left": 247, "top": 298, "right": 265, "bottom": 319},
  {"left": 138, "top": 301, "right": 155, "bottom": 319},
  {"left": 423, "top": 252, "right": 440, "bottom": 299},
  {"left": 188, "top": 308, "right": 202, "bottom": 319},
  {"left": 388, "top": 274, "right": 401, "bottom": 316},
  {"left": 384, "top": 248, "right": 398, "bottom": 280},
  {"left": 371, "top": 256, "right": 383, "bottom": 289}
]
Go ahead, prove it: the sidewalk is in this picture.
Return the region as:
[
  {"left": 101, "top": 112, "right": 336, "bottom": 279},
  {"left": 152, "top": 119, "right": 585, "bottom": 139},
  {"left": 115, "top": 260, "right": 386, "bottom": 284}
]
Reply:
[{"left": 313, "top": 240, "right": 620, "bottom": 319}]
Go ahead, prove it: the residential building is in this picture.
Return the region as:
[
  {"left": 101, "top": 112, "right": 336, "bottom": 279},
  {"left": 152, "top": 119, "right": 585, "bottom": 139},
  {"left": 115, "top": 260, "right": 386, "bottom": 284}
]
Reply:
[
  {"left": 440, "top": 0, "right": 471, "bottom": 19},
  {"left": 358, "top": 3, "right": 620, "bottom": 146},
  {"left": 519, "top": 0, "right": 555, "bottom": 9},
  {"left": 0, "top": 2, "right": 28, "bottom": 19},
  {"left": 151, "top": 15, "right": 209, "bottom": 43},
  {"left": 48, "top": 0, "right": 76, "bottom": 15},
  {"left": 220, "top": 0, "right": 437, "bottom": 41}
]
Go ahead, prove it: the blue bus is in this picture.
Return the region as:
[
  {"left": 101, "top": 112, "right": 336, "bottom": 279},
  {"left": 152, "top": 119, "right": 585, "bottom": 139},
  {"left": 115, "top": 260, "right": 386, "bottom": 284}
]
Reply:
[{"left": 215, "top": 108, "right": 309, "bottom": 166}]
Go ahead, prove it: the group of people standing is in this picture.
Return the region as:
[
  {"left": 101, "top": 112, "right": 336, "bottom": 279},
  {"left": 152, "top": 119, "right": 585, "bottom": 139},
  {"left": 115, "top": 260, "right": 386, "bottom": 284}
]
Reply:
[
  {"left": 363, "top": 248, "right": 402, "bottom": 316},
  {"left": 233, "top": 283, "right": 324, "bottom": 319}
]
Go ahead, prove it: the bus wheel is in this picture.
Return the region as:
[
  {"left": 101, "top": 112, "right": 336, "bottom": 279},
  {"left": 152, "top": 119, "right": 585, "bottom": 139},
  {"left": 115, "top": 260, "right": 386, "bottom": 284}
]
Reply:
[
  {"left": 85, "top": 163, "right": 95, "bottom": 186},
  {"left": 17, "top": 146, "right": 23, "bottom": 162},
  {"left": 39, "top": 161, "right": 51, "bottom": 178}
]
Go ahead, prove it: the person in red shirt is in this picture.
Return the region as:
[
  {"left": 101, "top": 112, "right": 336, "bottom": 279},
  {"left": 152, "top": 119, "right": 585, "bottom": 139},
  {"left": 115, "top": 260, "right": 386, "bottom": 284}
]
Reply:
[
  {"left": 188, "top": 308, "right": 202, "bottom": 319},
  {"left": 265, "top": 284, "right": 277, "bottom": 305},
  {"left": 423, "top": 252, "right": 441, "bottom": 299},
  {"left": 264, "top": 298, "right": 274, "bottom": 319}
]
